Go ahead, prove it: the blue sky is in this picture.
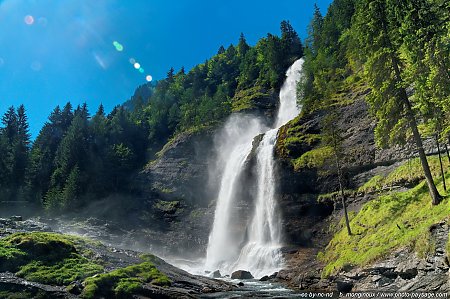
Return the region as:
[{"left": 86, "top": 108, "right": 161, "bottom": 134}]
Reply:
[{"left": 0, "top": 0, "right": 332, "bottom": 138}]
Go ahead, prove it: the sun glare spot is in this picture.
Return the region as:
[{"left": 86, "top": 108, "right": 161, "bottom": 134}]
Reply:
[
  {"left": 113, "top": 41, "right": 124, "bottom": 52},
  {"left": 146, "top": 75, "right": 153, "bottom": 82},
  {"left": 133, "top": 62, "right": 140, "bottom": 69},
  {"left": 24, "top": 15, "right": 34, "bottom": 25}
]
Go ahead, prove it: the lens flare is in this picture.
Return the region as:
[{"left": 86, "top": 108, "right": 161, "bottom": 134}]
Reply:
[
  {"left": 24, "top": 15, "right": 34, "bottom": 25},
  {"left": 133, "top": 62, "right": 140, "bottom": 69},
  {"left": 113, "top": 41, "right": 123, "bottom": 52},
  {"left": 129, "top": 58, "right": 136, "bottom": 64},
  {"left": 146, "top": 75, "right": 153, "bottom": 82},
  {"left": 139, "top": 67, "right": 144, "bottom": 73}
]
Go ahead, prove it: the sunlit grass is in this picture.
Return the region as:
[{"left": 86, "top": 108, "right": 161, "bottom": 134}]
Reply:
[{"left": 319, "top": 164, "right": 450, "bottom": 277}]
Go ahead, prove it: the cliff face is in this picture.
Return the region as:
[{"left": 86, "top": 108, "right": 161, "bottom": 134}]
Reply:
[
  {"left": 134, "top": 87, "right": 446, "bottom": 291},
  {"left": 135, "top": 90, "right": 436, "bottom": 252}
]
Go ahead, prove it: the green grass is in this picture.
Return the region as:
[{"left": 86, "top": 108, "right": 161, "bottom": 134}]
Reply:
[
  {"left": 358, "top": 175, "right": 384, "bottom": 193},
  {"left": 0, "top": 232, "right": 103, "bottom": 285},
  {"left": 81, "top": 259, "right": 171, "bottom": 299},
  {"left": 319, "top": 178, "right": 450, "bottom": 277},
  {"left": 292, "top": 146, "right": 334, "bottom": 171},
  {"left": 358, "top": 155, "right": 450, "bottom": 194}
]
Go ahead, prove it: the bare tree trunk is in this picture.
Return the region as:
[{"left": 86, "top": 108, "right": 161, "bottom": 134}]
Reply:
[
  {"left": 335, "top": 153, "right": 352, "bottom": 236},
  {"left": 436, "top": 136, "right": 447, "bottom": 191},
  {"left": 390, "top": 54, "right": 442, "bottom": 205},
  {"left": 446, "top": 141, "right": 450, "bottom": 163},
  {"left": 405, "top": 107, "right": 442, "bottom": 205}
]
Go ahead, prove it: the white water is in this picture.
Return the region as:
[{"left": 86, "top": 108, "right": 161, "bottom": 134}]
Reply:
[
  {"left": 204, "top": 116, "right": 266, "bottom": 272},
  {"left": 205, "top": 58, "right": 304, "bottom": 278}
]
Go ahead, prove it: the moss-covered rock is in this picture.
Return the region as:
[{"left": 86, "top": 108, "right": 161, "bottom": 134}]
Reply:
[
  {"left": 81, "top": 257, "right": 171, "bottom": 299},
  {"left": 0, "top": 232, "right": 103, "bottom": 285}
]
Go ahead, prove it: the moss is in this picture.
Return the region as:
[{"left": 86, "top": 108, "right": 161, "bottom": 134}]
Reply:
[
  {"left": 447, "top": 233, "right": 450, "bottom": 261},
  {"left": 0, "top": 291, "right": 47, "bottom": 299},
  {"left": 320, "top": 177, "right": 449, "bottom": 277},
  {"left": 414, "top": 231, "right": 436, "bottom": 259},
  {"left": 16, "top": 257, "right": 103, "bottom": 285},
  {"left": 317, "top": 190, "right": 356, "bottom": 203},
  {"left": 385, "top": 155, "right": 449, "bottom": 187},
  {"left": 292, "top": 146, "right": 334, "bottom": 171},
  {"left": 0, "top": 232, "right": 104, "bottom": 286},
  {"left": 81, "top": 261, "right": 171, "bottom": 299},
  {"left": 154, "top": 200, "right": 180, "bottom": 213}
]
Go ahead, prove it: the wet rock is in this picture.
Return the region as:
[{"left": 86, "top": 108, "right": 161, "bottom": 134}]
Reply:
[
  {"left": 259, "top": 275, "right": 270, "bottom": 281},
  {"left": 269, "top": 272, "right": 278, "bottom": 279},
  {"left": 201, "top": 287, "right": 213, "bottom": 293},
  {"left": 212, "top": 270, "right": 221, "bottom": 278},
  {"left": 66, "top": 281, "right": 83, "bottom": 295},
  {"left": 238, "top": 282, "right": 244, "bottom": 287},
  {"left": 10, "top": 215, "right": 23, "bottom": 221},
  {"left": 231, "top": 270, "right": 254, "bottom": 279}
]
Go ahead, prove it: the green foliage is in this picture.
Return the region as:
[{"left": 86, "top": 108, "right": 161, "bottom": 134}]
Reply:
[
  {"left": 0, "top": 232, "right": 103, "bottom": 285},
  {"left": 320, "top": 178, "right": 449, "bottom": 277},
  {"left": 0, "top": 21, "right": 304, "bottom": 211},
  {"left": 81, "top": 261, "right": 171, "bottom": 299},
  {"left": 299, "top": 0, "right": 356, "bottom": 113},
  {"left": 231, "top": 86, "right": 269, "bottom": 112}
]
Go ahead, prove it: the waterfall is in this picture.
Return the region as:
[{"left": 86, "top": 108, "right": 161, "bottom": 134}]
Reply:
[
  {"left": 205, "top": 58, "right": 304, "bottom": 278},
  {"left": 204, "top": 115, "right": 265, "bottom": 272}
]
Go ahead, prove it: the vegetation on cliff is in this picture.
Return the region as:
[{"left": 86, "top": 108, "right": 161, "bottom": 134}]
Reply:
[
  {"left": 0, "top": 21, "right": 302, "bottom": 212},
  {"left": 319, "top": 159, "right": 449, "bottom": 277}
]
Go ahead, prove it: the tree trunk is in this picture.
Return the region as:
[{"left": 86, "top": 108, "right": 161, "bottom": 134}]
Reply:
[
  {"left": 388, "top": 49, "right": 442, "bottom": 204},
  {"left": 436, "top": 135, "right": 446, "bottom": 191},
  {"left": 446, "top": 142, "right": 450, "bottom": 163},
  {"left": 335, "top": 153, "right": 352, "bottom": 236},
  {"left": 404, "top": 104, "right": 442, "bottom": 205},
  {"left": 377, "top": 0, "right": 442, "bottom": 205}
]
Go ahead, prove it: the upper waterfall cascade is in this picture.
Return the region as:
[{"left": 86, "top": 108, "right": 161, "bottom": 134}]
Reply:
[{"left": 205, "top": 58, "right": 304, "bottom": 278}]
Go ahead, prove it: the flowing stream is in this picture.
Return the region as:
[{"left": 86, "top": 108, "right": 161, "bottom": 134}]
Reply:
[{"left": 205, "top": 58, "right": 304, "bottom": 278}]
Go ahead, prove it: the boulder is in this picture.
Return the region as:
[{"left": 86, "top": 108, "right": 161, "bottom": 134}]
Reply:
[
  {"left": 259, "top": 275, "right": 269, "bottom": 281},
  {"left": 212, "top": 270, "right": 221, "bottom": 278},
  {"left": 231, "top": 270, "right": 254, "bottom": 280}
]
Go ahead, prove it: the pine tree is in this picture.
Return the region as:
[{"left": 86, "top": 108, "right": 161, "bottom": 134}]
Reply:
[
  {"left": 237, "top": 33, "right": 250, "bottom": 57},
  {"left": 217, "top": 45, "right": 225, "bottom": 55},
  {"left": 306, "top": 4, "right": 324, "bottom": 57},
  {"left": 353, "top": 0, "right": 442, "bottom": 204}
]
